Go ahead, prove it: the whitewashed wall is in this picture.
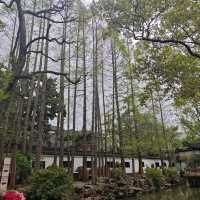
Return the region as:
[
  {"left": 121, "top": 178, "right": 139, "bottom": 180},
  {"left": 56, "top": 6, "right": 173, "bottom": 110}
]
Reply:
[{"left": 39, "top": 155, "right": 169, "bottom": 174}]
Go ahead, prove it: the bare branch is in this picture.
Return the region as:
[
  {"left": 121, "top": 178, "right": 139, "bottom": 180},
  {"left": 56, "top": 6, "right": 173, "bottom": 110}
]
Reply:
[
  {"left": 16, "top": 71, "right": 82, "bottom": 85},
  {"left": 0, "top": 0, "right": 15, "bottom": 8},
  {"left": 27, "top": 50, "right": 63, "bottom": 62},
  {"left": 24, "top": 10, "right": 76, "bottom": 24},
  {"left": 24, "top": 6, "right": 64, "bottom": 16},
  {"left": 26, "top": 36, "right": 75, "bottom": 49}
]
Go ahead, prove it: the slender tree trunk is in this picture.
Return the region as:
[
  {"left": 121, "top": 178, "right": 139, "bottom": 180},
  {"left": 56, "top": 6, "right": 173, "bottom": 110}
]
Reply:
[
  {"left": 59, "top": 9, "right": 67, "bottom": 167},
  {"left": 101, "top": 56, "right": 108, "bottom": 176},
  {"left": 35, "top": 17, "right": 51, "bottom": 169},
  {"left": 9, "top": 96, "right": 23, "bottom": 189},
  {"left": 53, "top": 112, "right": 60, "bottom": 166},
  {"left": 82, "top": 15, "right": 88, "bottom": 181},
  {"left": 157, "top": 93, "right": 171, "bottom": 166},
  {"left": 111, "top": 40, "right": 125, "bottom": 172},
  {"left": 91, "top": 18, "right": 98, "bottom": 184},
  {"left": 150, "top": 90, "right": 164, "bottom": 167},
  {"left": 130, "top": 75, "right": 143, "bottom": 174},
  {"left": 67, "top": 23, "right": 72, "bottom": 173},
  {"left": 22, "top": 9, "right": 42, "bottom": 154},
  {"left": 8, "top": 13, "right": 17, "bottom": 69},
  {"left": 126, "top": 88, "right": 135, "bottom": 174},
  {"left": 111, "top": 57, "right": 116, "bottom": 169},
  {"left": 28, "top": 18, "right": 46, "bottom": 156},
  {"left": 0, "top": 100, "right": 13, "bottom": 173},
  {"left": 71, "top": 22, "right": 80, "bottom": 173}
]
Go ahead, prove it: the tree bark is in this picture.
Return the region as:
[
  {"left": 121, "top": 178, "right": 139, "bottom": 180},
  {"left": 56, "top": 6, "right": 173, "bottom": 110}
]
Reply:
[
  {"left": 35, "top": 13, "right": 51, "bottom": 169},
  {"left": 82, "top": 15, "right": 88, "bottom": 182},
  {"left": 59, "top": 7, "right": 67, "bottom": 167},
  {"left": 111, "top": 40, "right": 125, "bottom": 172},
  {"left": 71, "top": 20, "right": 80, "bottom": 173},
  {"left": 28, "top": 18, "right": 46, "bottom": 156}
]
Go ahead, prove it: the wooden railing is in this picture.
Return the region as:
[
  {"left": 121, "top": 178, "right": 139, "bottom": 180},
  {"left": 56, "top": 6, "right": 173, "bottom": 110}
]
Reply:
[{"left": 185, "top": 168, "right": 200, "bottom": 177}]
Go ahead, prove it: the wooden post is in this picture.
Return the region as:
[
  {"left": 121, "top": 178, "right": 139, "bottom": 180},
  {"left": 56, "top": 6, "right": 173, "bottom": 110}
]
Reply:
[{"left": 0, "top": 158, "right": 11, "bottom": 192}]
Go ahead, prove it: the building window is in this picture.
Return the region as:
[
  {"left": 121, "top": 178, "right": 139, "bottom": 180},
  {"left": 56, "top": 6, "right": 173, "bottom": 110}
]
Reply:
[
  {"left": 40, "top": 161, "right": 46, "bottom": 169},
  {"left": 151, "top": 164, "right": 155, "bottom": 168},
  {"left": 32, "top": 161, "right": 35, "bottom": 168},
  {"left": 63, "top": 161, "right": 71, "bottom": 168},
  {"left": 155, "top": 162, "right": 160, "bottom": 168},
  {"left": 163, "top": 162, "right": 167, "bottom": 167},
  {"left": 32, "top": 161, "right": 46, "bottom": 168},
  {"left": 142, "top": 162, "right": 145, "bottom": 167},
  {"left": 87, "top": 161, "right": 92, "bottom": 168},
  {"left": 107, "top": 161, "right": 114, "bottom": 168},
  {"left": 125, "top": 162, "right": 130, "bottom": 168}
]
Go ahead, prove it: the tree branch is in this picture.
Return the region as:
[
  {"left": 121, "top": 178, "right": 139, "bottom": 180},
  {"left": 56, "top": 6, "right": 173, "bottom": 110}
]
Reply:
[
  {"left": 26, "top": 36, "right": 75, "bottom": 49},
  {"left": 24, "top": 10, "right": 76, "bottom": 24},
  {"left": 16, "top": 70, "right": 82, "bottom": 85},
  {"left": 137, "top": 36, "right": 200, "bottom": 59},
  {"left": 0, "top": 0, "right": 15, "bottom": 8},
  {"left": 27, "top": 50, "right": 63, "bottom": 62}
]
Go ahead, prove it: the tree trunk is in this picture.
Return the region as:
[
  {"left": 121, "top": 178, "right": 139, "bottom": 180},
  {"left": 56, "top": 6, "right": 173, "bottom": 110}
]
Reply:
[
  {"left": 82, "top": 15, "right": 88, "bottom": 181},
  {"left": 130, "top": 73, "right": 143, "bottom": 174},
  {"left": 35, "top": 16, "right": 51, "bottom": 169},
  {"left": 9, "top": 96, "right": 23, "bottom": 189},
  {"left": 91, "top": 18, "right": 98, "bottom": 184},
  {"left": 28, "top": 18, "right": 46, "bottom": 156},
  {"left": 150, "top": 90, "right": 164, "bottom": 167},
  {"left": 101, "top": 55, "right": 107, "bottom": 176},
  {"left": 71, "top": 21, "right": 80, "bottom": 173},
  {"left": 111, "top": 40, "right": 125, "bottom": 172},
  {"left": 59, "top": 8, "right": 67, "bottom": 167},
  {"left": 22, "top": 8, "right": 42, "bottom": 153},
  {"left": 67, "top": 23, "right": 72, "bottom": 173}
]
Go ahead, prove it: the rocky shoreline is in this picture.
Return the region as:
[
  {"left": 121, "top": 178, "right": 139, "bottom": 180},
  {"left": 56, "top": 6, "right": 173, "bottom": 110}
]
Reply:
[{"left": 74, "top": 175, "right": 183, "bottom": 200}]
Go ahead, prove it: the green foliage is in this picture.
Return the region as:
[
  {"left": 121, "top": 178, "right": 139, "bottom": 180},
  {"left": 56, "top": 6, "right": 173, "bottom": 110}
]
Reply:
[
  {"left": 145, "top": 167, "right": 164, "bottom": 190},
  {"left": 122, "top": 108, "right": 180, "bottom": 157},
  {"left": 0, "top": 67, "right": 12, "bottom": 100},
  {"left": 163, "top": 167, "right": 178, "bottom": 180},
  {"left": 16, "top": 153, "right": 31, "bottom": 184},
  {"left": 27, "top": 167, "right": 74, "bottom": 200},
  {"left": 0, "top": 19, "right": 5, "bottom": 30},
  {"left": 111, "top": 168, "right": 124, "bottom": 180},
  {"left": 99, "top": 0, "right": 200, "bottom": 141}
]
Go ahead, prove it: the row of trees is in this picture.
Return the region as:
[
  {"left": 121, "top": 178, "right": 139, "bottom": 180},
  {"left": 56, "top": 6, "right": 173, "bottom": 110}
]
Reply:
[{"left": 0, "top": 0, "right": 198, "bottom": 187}]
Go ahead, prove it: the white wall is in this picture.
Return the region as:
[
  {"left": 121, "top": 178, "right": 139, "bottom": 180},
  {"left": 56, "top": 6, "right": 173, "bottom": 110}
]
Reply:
[{"left": 33, "top": 155, "right": 169, "bottom": 173}]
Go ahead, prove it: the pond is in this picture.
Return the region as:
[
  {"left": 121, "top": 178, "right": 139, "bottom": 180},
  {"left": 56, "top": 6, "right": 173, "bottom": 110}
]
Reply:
[{"left": 125, "top": 187, "right": 200, "bottom": 200}]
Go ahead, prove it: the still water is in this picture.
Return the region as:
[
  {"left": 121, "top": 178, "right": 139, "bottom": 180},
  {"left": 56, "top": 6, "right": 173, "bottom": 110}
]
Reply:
[{"left": 125, "top": 187, "right": 200, "bottom": 200}]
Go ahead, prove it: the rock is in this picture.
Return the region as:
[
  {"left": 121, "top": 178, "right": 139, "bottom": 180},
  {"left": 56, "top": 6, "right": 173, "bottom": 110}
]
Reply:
[
  {"left": 84, "top": 185, "right": 95, "bottom": 190},
  {"left": 164, "top": 183, "right": 172, "bottom": 188},
  {"left": 117, "top": 180, "right": 127, "bottom": 187},
  {"left": 130, "top": 186, "right": 143, "bottom": 192},
  {"left": 75, "top": 174, "right": 181, "bottom": 200},
  {"left": 116, "top": 191, "right": 125, "bottom": 198},
  {"left": 98, "top": 177, "right": 110, "bottom": 184}
]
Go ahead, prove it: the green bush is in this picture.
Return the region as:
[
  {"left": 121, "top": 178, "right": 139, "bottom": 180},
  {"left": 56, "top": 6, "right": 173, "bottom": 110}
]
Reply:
[
  {"left": 111, "top": 168, "right": 124, "bottom": 180},
  {"left": 27, "top": 167, "right": 74, "bottom": 200},
  {"left": 163, "top": 167, "right": 178, "bottom": 182},
  {"left": 16, "top": 153, "right": 31, "bottom": 184},
  {"left": 145, "top": 167, "right": 164, "bottom": 190}
]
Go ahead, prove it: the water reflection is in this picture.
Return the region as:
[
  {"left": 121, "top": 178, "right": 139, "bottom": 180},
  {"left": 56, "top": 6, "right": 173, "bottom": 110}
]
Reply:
[{"left": 127, "top": 187, "right": 200, "bottom": 200}]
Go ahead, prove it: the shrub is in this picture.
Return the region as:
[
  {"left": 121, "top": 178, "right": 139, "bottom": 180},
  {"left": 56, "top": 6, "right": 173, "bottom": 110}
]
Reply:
[
  {"left": 163, "top": 167, "right": 178, "bottom": 182},
  {"left": 145, "top": 167, "right": 164, "bottom": 190},
  {"left": 111, "top": 168, "right": 124, "bottom": 180},
  {"left": 27, "top": 167, "right": 74, "bottom": 200},
  {"left": 16, "top": 153, "right": 31, "bottom": 184}
]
